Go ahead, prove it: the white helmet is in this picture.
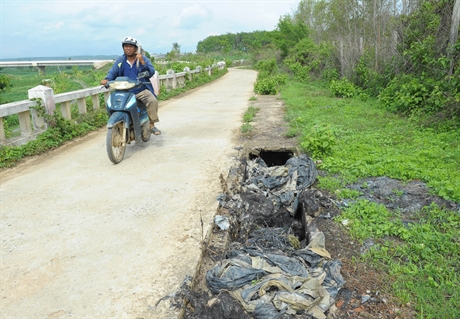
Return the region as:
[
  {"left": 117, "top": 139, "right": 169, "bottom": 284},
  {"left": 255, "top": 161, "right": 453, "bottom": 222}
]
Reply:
[{"left": 122, "top": 36, "right": 138, "bottom": 48}]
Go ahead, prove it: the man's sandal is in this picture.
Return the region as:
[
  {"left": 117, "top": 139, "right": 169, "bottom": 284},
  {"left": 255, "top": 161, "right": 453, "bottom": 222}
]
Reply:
[{"left": 151, "top": 127, "right": 161, "bottom": 135}]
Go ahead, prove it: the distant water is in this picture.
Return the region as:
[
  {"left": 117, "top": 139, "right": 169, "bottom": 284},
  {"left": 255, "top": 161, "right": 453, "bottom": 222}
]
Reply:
[
  {"left": 0, "top": 54, "right": 164, "bottom": 62},
  {"left": 0, "top": 55, "right": 119, "bottom": 62}
]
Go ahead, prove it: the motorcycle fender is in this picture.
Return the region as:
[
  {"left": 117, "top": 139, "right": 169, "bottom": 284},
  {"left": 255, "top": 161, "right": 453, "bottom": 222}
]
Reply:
[{"left": 107, "top": 112, "right": 131, "bottom": 128}]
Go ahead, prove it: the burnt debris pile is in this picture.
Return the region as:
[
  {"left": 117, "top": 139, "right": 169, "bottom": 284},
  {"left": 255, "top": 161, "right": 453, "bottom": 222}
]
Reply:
[{"left": 185, "top": 154, "right": 345, "bottom": 319}]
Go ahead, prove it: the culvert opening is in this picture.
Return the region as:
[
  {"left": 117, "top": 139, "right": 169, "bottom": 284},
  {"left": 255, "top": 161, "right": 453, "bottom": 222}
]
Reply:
[{"left": 248, "top": 150, "right": 294, "bottom": 167}]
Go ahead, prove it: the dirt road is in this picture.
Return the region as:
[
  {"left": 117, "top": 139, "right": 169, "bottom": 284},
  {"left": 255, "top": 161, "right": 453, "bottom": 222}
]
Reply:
[{"left": 0, "top": 69, "right": 257, "bottom": 318}]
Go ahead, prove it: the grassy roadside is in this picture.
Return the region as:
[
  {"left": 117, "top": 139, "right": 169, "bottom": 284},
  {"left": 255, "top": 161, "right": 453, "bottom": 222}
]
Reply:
[
  {"left": 280, "top": 77, "right": 460, "bottom": 318},
  {"left": 241, "top": 96, "right": 260, "bottom": 133}
]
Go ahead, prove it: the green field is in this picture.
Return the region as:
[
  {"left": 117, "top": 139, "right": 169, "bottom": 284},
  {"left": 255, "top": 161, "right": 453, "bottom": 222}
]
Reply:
[{"left": 0, "top": 65, "right": 102, "bottom": 103}]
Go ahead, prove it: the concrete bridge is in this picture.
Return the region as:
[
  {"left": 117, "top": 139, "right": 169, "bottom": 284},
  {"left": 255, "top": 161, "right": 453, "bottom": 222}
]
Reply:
[
  {"left": 0, "top": 60, "right": 113, "bottom": 75},
  {"left": 0, "top": 62, "right": 225, "bottom": 146}
]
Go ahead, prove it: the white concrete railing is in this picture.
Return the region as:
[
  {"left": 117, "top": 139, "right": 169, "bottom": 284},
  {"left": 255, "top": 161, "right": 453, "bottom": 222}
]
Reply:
[{"left": 0, "top": 62, "right": 226, "bottom": 146}]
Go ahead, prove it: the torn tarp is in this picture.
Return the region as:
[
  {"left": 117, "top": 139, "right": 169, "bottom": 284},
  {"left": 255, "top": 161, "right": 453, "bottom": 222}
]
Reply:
[
  {"left": 207, "top": 155, "right": 344, "bottom": 319},
  {"left": 206, "top": 246, "right": 344, "bottom": 319},
  {"left": 245, "top": 154, "right": 317, "bottom": 193},
  {"left": 220, "top": 155, "right": 318, "bottom": 239}
]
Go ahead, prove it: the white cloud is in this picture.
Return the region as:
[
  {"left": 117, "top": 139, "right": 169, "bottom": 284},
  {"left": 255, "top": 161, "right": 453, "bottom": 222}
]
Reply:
[
  {"left": 172, "top": 5, "right": 209, "bottom": 28},
  {"left": 44, "top": 21, "right": 64, "bottom": 30},
  {"left": 0, "top": 0, "right": 300, "bottom": 59}
]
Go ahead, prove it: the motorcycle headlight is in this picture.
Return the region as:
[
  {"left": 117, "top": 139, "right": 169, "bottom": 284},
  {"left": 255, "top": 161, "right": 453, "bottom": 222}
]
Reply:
[{"left": 109, "top": 81, "right": 135, "bottom": 90}]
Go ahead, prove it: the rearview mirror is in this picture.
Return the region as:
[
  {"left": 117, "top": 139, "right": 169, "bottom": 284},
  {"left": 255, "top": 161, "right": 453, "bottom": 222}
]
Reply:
[{"left": 137, "top": 71, "right": 149, "bottom": 79}]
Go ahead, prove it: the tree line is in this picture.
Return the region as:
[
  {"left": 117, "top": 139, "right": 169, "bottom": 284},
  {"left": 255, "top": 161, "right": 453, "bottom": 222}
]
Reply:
[
  {"left": 197, "top": 0, "right": 460, "bottom": 122},
  {"left": 197, "top": 31, "right": 276, "bottom": 53}
]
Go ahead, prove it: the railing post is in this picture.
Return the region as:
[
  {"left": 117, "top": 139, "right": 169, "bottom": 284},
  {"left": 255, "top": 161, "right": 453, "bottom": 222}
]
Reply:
[
  {"left": 177, "top": 73, "right": 185, "bottom": 88},
  {"left": 0, "top": 118, "right": 5, "bottom": 144},
  {"left": 28, "top": 85, "right": 56, "bottom": 130},
  {"left": 61, "top": 101, "right": 71, "bottom": 120},
  {"left": 18, "top": 110, "right": 33, "bottom": 136},
  {"left": 91, "top": 94, "right": 100, "bottom": 110},
  {"left": 77, "top": 97, "right": 87, "bottom": 114},
  {"left": 184, "top": 67, "right": 192, "bottom": 81},
  {"left": 166, "top": 69, "right": 176, "bottom": 90}
]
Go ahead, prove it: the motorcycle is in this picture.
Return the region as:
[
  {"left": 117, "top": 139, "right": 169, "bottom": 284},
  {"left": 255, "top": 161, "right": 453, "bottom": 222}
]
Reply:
[{"left": 104, "top": 75, "right": 152, "bottom": 164}]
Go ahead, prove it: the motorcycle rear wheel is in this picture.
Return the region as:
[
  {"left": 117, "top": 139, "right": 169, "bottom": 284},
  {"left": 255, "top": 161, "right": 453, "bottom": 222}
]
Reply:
[{"left": 107, "top": 122, "right": 126, "bottom": 164}]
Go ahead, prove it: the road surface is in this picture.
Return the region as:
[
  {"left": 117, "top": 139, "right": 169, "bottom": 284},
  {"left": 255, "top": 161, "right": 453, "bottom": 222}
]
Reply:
[{"left": 0, "top": 68, "right": 257, "bottom": 318}]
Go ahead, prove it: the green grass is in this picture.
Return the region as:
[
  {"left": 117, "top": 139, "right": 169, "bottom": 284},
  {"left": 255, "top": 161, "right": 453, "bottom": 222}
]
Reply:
[
  {"left": 1, "top": 66, "right": 96, "bottom": 103},
  {"left": 280, "top": 77, "right": 460, "bottom": 319},
  {"left": 241, "top": 102, "right": 260, "bottom": 133},
  {"left": 241, "top": 123, "right": 254, "bottom": 133},
  {"left": 281, "top": 79, "right": 460, "bottom": 202},
  {"left": 337, "top": 202, "right": 460, "bottom": 319},
  {"left": 243, "top": 106, "right": 259, "bottom": 123}
]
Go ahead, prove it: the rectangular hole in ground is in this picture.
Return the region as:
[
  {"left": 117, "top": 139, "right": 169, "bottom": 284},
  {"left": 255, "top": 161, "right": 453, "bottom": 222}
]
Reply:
[{"left": 249, "top": 150, "right": 295, "bottom": 167}]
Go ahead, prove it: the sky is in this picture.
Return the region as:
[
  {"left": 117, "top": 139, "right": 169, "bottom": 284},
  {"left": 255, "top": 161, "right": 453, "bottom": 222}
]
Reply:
[{"left": 0, "top": 0, "right": 300, "bottom": 60}]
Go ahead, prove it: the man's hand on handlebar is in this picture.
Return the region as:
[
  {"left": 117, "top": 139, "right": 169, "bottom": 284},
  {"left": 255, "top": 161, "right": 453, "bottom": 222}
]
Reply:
[{"left": 101, "top": 79, "right": 110, "bottom": 88}]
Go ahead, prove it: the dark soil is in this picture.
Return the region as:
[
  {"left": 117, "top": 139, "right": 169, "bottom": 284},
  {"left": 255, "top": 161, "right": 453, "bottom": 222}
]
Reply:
[{"left": 176, "top": 94, "right": 459, "bottom": 319}]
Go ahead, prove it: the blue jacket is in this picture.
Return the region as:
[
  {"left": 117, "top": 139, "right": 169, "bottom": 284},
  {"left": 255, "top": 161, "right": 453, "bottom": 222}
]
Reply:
[{"left": 105, "top": 54, "right": 156, "bottom": 97}]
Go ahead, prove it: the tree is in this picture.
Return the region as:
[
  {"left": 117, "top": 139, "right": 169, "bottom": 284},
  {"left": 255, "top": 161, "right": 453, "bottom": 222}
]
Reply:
[
  {"left": 274, "top": 14, "right": 310, "bottom": 58},
  {"left": 172, "top": 42, "right": 181, "bottom": 54},
  {"left": 166, "top": 43, "right": 181, "bottom": 61},
  {"left": 143, "top": 50, "right": 154, "bottom": 62},
  {"left": 196, "top": 31, "right": 276, "bottom": 54}
]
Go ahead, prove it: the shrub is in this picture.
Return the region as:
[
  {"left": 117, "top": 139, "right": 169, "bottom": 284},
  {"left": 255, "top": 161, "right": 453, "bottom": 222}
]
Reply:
[
  {"left": 378, "top": 74, "right": 449, "bottom": 115},
  {"left": 254, "top": 58, "right": 278, "bottom": 77},
  {"left": 353, "top": 53, "right": 386, "bottom": 96},
  {"left": 287, "top": 61, "right": 311, "bottom": 82},
  {"left": 322, "top": 66, "right": 339, "bottom": 82},
  {"left": 329, "top": 78, "right": 357, "bottom": 98},
  {"left": 254, "top": 74, "right": 287, "bottom": 95},
  {"left": 301, "top": 124, "right": 336, "bottom": 158}
]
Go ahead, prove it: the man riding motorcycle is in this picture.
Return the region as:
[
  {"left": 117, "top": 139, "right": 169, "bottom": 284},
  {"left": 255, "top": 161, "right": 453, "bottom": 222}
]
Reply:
[{"left": 100, "top": 36, "right": 161, "bottom": 135}]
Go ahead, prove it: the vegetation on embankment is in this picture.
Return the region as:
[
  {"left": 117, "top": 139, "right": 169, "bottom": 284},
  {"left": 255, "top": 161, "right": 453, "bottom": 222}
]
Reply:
[
  {"left": 282, "top": 79, "right": 460, "bottom": 202},
  {"left": 280, "top": 77, "right": 460, "bottom": 319},
  {"left": 0, "top": 59, "right": 228, "bottom": 168}
]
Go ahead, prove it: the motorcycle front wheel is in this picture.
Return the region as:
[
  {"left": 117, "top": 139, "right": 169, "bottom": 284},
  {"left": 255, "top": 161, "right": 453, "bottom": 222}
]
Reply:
[{"left": 106, "top": 122, "right": 126, "bottom": 164}]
